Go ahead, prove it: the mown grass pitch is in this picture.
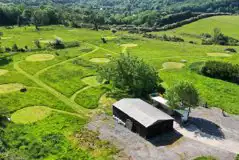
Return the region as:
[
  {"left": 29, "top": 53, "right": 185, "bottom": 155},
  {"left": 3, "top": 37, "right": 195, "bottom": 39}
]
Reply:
[
  {"left": 0, "top": 83, "right": 25, "bottom": 94},
  {"left": 162, "top": 62, "right": 185, "bottom": 69},
  {"left": 0, "top": 69, "right": 8, "bottom": 76},
  {"left": 120, "top": 43, "right": 138, "bottom": 48},
  {"left": 26, "top": 54, "right": 55, "bottom": 62},
  {"left": 11, "top": 106, "right": 52, "bottom": 124},
  {"left": 82, "top": 76, "right": 100, "bottom": 86},
  {"left": 207, "top": 53, "right": 232, "bottom": 57},
  {"left": 89, "top": 58, "right": 110, "bottom": 63}
]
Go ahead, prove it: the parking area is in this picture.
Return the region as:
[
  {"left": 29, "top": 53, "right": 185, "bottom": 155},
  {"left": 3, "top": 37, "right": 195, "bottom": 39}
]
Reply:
[{"left": 87, "top": 107, "right": 239, "bottom": 160}]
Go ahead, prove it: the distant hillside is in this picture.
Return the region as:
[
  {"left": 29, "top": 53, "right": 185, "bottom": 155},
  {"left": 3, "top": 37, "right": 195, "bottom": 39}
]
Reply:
[{"left": 0, "top": 0, "right": 238, "bottom": 14}]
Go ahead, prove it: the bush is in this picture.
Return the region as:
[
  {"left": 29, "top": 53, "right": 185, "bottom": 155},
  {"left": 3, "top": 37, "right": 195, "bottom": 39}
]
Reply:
[
  {"left": 225, "top": 48, "right": 237, "bottom": 53},
  {"left": 101, "top": 37, "right": 107, "bottom": 43},
  {"left": 201, "top": 61, "right": 239, "bottom": 84},
  {"left": 160, "top": 34, "right": 184, "bottom": 42},
  {"left": 235, "top": 154, "right": 239, "bottom": 160},
  {"left": 12, "top": 44, "right": 18, "bottom": 52},
  {"left": 5, "top": 47, "right": 11, "bottom": 52},
  {"left": 34, "top": 40, "right": 41, "bottom": 49},
  {"left": 48, "top": 38, "right": 65, "bottom": 49},
  {"left": 193, "top": 156, "right": 217, "bottom": 160}
]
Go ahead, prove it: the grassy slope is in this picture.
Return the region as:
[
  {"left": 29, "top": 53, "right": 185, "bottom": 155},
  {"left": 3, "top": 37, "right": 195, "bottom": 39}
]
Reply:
[{"left": 153, "top": 15, "right": 239, "bottom": 43}]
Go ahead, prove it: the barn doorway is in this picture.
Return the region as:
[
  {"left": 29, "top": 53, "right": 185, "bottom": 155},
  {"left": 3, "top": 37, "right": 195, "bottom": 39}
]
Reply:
[{"left": 125, "top": 119, "right": 133, "bottom": 131}]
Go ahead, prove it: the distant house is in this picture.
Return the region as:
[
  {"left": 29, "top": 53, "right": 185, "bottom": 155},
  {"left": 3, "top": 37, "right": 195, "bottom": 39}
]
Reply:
[{"left": 112, "top": 98, "right": 174, "bottom": 138}]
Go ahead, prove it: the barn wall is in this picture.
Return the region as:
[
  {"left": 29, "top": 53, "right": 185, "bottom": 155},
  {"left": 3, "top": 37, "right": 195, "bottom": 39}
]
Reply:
[
  {"left": 113, "top": 106, "right": 147, "bottom": 138},
  {"left": 147, "top": 120, "right": 174, "bottom": 138}
]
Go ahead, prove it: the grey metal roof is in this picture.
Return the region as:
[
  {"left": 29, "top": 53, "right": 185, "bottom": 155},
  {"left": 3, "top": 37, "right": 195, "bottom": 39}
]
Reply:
[{"left": 113, "top": 98, "right": 174, "bottom": 127}]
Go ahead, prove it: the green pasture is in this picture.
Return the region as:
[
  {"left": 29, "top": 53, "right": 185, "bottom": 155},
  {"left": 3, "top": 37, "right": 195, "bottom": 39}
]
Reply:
[{"left": 152, "top": 15, "right": 239, "bottom": 43}]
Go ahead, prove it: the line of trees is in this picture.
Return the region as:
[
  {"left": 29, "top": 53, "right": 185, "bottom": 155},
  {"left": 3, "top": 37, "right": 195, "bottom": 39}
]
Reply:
[{"left": 201, "top": 61, "right": 239, "bottom": 84}]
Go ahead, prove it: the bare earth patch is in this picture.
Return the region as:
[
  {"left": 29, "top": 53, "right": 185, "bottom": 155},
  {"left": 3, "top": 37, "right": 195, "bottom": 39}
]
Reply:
[
  {"left": 0, "top": 83, "right": 25, "bottom": 94},
  {"left": 90, "top": 58, "right": 110, "bottom": 63},
  {"left": 120, "top": 44, "right": 138, "bottom": 48},
  {"left": 162, "top": 62, "right": 185, "bottom": 69},
  {"left": 0, "top": 69, "right": 8, "bottom": 76},
  {"left": 81, "top": 76, "right": 100, "bottom": 86},
  {"left": 26, "top": 54, "right": 55, "bottom": 62},
  {"left": 207, "top": 53, "right": 232, "bottom": 57},
  {"left": 11, "top": 106, "right": 52, "bottom": 124}
]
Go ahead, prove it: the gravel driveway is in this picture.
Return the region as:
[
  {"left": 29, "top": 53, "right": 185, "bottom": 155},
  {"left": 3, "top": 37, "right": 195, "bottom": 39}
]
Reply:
[{"left": 87, "top": 109, "right": 238, "bottom": 160}]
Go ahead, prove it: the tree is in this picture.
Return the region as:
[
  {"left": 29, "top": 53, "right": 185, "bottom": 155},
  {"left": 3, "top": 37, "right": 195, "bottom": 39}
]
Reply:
[
  {"left": 165, "top": 81, "right": 199, "bottom": 116},
  {"left": 98, "top": 53, "right": 161, "bottom": 97}
]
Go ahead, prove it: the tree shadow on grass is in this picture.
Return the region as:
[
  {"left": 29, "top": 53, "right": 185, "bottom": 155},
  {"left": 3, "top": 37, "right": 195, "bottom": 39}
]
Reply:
[
  {"left": 0, "top": 57, "right": 12, "bottom": 66},
  {"left": 148, "top": 129, "right": 183, "bottom": 147},
  {"left": 186, "top": 117, "right": 225, "bottom": 140}
]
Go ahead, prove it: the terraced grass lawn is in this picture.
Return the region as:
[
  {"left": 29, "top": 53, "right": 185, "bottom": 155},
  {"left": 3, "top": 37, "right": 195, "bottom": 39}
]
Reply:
[
  {"left": 75, "top": 86, "right": 109, "bottom": 109},
  {"left": 11, "top": 106, "right": 52, "bottom": 124},
  {"left": 40, "top": 61, "right": 95, "bottom": 97}
]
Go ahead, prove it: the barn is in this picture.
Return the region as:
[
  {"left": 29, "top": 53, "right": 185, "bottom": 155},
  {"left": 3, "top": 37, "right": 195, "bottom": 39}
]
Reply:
[{"left": 112, "top": 98, "right": 174, "bottom": 138}]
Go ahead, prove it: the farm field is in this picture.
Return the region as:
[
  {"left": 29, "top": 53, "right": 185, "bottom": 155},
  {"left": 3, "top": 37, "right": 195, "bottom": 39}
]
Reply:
[{"left": 0, "top": 15, "right": 239, "bottom": 159}]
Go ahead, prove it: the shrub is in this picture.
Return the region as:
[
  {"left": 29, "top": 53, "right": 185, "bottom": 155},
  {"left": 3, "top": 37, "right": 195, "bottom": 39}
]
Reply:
[
  {"left": 201, "top": 61, "right": 239, "bottom": 84},
  {"left": 193, "top": 156, "right": 217, "bottom": 160},
  {"left": 111, "top": 28, "right": 117, "bottom": 34},
  {"left": 12, "top": 44, "right": 18, "bottom": 52},
  {"left": 235, "top": 154, "right": 239, "bottom": 160},
  {"left": 34, "top": 40, "right": 41, "bottom": 49},
  {"left": 160, "top": 34, "right": 184, "bottom": 42},
  {"left": 225, "top": 48, "right": 237, "bottom": 53},
  {"left": 48, "top": 38, "right": 65, "bottom": 49},
  {"left": 101, "top": 37, "right": 107, "bottom": 43},
  {"left": 5, "top": 47, "right": 11, "bottom": 52}
]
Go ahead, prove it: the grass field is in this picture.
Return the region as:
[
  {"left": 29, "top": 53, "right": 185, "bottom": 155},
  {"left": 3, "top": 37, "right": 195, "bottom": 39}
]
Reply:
[
  {"left": 0, "top": 15, "right": 239, "bottom": 159},
  {"left": 152, "top": 15, "right": 239, "bottom": 43}
]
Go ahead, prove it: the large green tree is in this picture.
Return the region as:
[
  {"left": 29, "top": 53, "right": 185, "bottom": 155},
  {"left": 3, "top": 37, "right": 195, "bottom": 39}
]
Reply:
[
  {"left": 98, "top": 53, "right": 161, "bottom": 97},
  {"left": 165, "top": 81, "right": 199, "bottom": 112}
]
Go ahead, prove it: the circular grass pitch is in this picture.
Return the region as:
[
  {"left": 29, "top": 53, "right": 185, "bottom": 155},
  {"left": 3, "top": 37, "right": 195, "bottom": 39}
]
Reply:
[
  {"left": 162, "top": 62, "right": 185, "bottom": 70},
  {"left": 0, "top": 83, "right": 25, "bottom": 94},
  {"left": 90, "top": 58, "right": 110, "bottom": 63},
  {"left": 82, "top": 76, "right": 100, "bottom": 86},
  {"left": 26, "top": 54, "right": 55, "bottom": 62},
  {"left": 40, "top": 40, "right": 52, "bottom": 44},
  {"left": 120, "top": 44, "right": 138, "bottom": 48},
  {"left": 207, "top": 53, "right": 232, "bottom": 57},
  {"left": 0, "top": 69, "right": 8, "bottom": 76},
  {"left": 11, "top": 106, "right": 52, "bottom": 124}
]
